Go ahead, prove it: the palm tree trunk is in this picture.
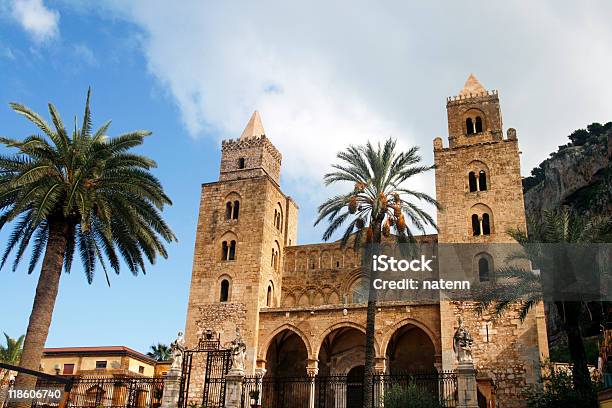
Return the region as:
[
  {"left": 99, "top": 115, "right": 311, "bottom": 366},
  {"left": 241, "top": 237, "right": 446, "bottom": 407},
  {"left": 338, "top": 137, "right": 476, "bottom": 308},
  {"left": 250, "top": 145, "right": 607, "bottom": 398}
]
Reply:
[
  {"left": 8, "top": 221, "right": 67, "bottom": 408},
  {"left": 363, "top": 223, "right": 382, "bottom": 408},
  {"left": 561, "top": 301, "right": 591, "bottom": 393}
]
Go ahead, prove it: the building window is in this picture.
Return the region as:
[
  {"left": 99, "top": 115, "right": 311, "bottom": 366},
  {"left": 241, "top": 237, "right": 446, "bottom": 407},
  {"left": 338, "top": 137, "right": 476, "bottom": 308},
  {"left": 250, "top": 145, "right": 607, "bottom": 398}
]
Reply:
[
  {"left": 478, "top": 170, "right": 487, "bottom": 191},
  {"left": 95, "top": 361, "right": 107, "bottom": 369},
  {"left": 220, "top": 279, "right": 230, "bottom": 302},
  {"left": 468, "top": 172, "right": 477, "bottom": 192},
  {"left": 225, "top": 200, "right": 240, "bottom": 220},
  {"left": 475, "top": 116, "right": 483, "bottom": 133},
  {"left": 238, "top": 158, "right": 245, "bottom": 169},
  {"left": 267, "top": 285, "right": 273, "bottom": 307},
  {"left": 471, "top": 214, "right": 481, "bottom": 236},
  {"left": 222, "top": 240, "right": 237, "bottom": 261},
  {"left": 63, "top": 364, "right": 75, "bottom": 375},
  {"left": 478, "top": 257, "right": 490, "bottom": 282},
  {"left": 466, "top": 118, "right": 474, "bottom": 135},
  {"left": 139, "top": 366, "right": 145, "bottom": 374},
  {"left": 482, "top": 213, "right": 491, "bottom": 235},
  {"left": 225, "top": 202, "right": 232, "bottom": 219}
]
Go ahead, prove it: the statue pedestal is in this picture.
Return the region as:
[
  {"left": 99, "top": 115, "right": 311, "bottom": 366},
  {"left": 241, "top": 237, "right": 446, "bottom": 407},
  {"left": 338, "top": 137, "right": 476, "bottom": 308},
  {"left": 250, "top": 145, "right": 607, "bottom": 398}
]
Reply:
[
  {"left": 456, "top": 362, "right": 479, "bottom": 408},
  {"left": 160, "top": 367, "right": 182, "bottom": 408},
  {"left": 224, "top": 369, "right": 245, "bottom": 408}
]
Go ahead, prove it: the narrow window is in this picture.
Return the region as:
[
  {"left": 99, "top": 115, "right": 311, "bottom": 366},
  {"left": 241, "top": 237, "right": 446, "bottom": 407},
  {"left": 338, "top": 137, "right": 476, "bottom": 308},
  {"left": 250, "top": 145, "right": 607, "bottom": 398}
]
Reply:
[
  {"left": 468, "top": 172, "right": 478, "bottom": 192},
  {"left": 238, "top": 158, "right": 245, "bottom": 169},
  {"left": 271, "top": 248, "right": 275, "bottom": 267},
  {"left": 274, "top": 250, "right": 279, "bottom": 270},
  {"left": 466, "top": 118, "right": 474, "bottom": 135},
  {"left": 225, "top": 202, "right": 232, "bottom": 220},
  {"left": 475, "top": 116, "right": 483, "bottom": 133},
  {"left": 229, "top": 240, "right": 236, "bottom": 260},
  {"left": 95, "top": 361, "right": 107, "bottom": 369},
  {"left": 479, "top": 257, "right": 490, "bottom": 282},
  {"left": 471, "top": 214, "right": 481, "bottom": 236},
  {"left": 267, "top": 285, "right": 273, "bottom": 306},
  {"left": 482, "top": 214, "right": 491, "bottom": 235},
  {"left": 232, "top": 200, "right": 240, "bottom": 219},
  {"left": 221, "top": 241, "right": 229, "bottom": 260},
  {"left": 336, "top": 261, "right": 340, "bottom": 268},
  {"left": 138, "top": 366, "right": 145, "bottom": 374},
  {"left": 63, "top": 364, "right": 75, "bottom": 375},
  {"left": 478, "top": 170, "right": 487, "bottom": 191},
  {"left": 220, "top": 279, "right": 230, "bottom": 301}
]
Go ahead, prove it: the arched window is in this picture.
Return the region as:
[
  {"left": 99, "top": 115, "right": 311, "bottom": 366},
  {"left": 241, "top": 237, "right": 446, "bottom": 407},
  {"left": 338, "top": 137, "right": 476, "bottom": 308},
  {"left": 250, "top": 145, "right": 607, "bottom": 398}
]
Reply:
[
  {"left": 475, "top": 116, "right": 483, "bottom": 133},
  {"left": 266, "top": 285, "right": 273, "bottom": 307},
  {"left": 468, "top": 172, "right": 478, "bottom": 192},
  {"left": 221, "top": 241, "right": 229, "bottom": 260},
  {"left": 229, "top": 240, "right": 236, "bottom": 260},
  {"left": 478, "top": 171, "right": 487, "bottom": 191},
  {"left": 482, "top": 214, "right": 491, "bottom": 235},
  {"left": 478, "top": 258, "right": 490, "bottom": 282},
  {"left": 220, "top": 279, "right": 230, "bottom": 302},
  {"left": 222, "top": 240, "right": 237, "bottom": 260},
  {"left": 271, "top": 248, "right": 275, "bottom": 267},
  {"left": 225, "top": 202, "right": 233, "bottom": 220},
  {"left": 466, "top": 118, "right": 474, "bottom": 135},
  {"left": 238, "top": 158, "right": 245, "bottom": 169},
  {"left": 471, "top": 214, "right": 481, "bottom": 236},
  {"left": 232, "top": 200, "right": 240, "bottom": 219}
]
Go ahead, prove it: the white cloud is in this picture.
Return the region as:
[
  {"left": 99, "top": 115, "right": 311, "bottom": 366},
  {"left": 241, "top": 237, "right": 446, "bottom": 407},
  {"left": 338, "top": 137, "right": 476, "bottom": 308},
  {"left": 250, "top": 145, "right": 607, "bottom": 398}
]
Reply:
[
  {"left": 72, "top": 43, "right": 97, "bottom": 66},
  {"left": 96, "top": 0, "right": 612, "bottom": 240},
  {"left": 10, "top": 0, "right": 59, "bottom": 42}
]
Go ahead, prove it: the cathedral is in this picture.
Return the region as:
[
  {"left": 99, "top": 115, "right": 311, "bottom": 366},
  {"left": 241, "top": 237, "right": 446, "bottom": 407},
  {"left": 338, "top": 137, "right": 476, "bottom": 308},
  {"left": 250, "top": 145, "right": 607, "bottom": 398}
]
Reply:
[{"left": 183, "top": 75, "right": 549, "bottom": 407}]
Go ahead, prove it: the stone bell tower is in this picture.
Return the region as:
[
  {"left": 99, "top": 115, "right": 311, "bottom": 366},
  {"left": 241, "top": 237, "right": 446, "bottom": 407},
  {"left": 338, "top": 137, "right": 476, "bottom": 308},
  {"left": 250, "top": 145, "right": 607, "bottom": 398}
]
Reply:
[
  {"left": 184, "top": 111, "right": 298, "bottom": 374},
  {"left": 434, "top": 74, "right": 526, "bottom": 244},
  {"left": 433, "top": 76, "right": 548, "bottom": 397}
]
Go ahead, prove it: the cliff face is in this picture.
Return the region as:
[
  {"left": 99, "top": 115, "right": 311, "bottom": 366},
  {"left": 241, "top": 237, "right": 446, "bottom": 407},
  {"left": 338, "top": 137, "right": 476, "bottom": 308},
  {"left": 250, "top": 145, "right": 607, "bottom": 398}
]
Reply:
[{"left": 523, "top": 131, "right": 611, "bottom": 219}]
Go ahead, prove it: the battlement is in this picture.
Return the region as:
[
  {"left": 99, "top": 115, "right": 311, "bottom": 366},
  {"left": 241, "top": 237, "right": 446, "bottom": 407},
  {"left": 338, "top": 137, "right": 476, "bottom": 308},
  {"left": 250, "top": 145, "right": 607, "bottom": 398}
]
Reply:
[
  {"left": 221, "top": 135, "right": 282, "bottom": 164},
  {"left": 446, "top": 90, "right": 499, "bottom": 106}
]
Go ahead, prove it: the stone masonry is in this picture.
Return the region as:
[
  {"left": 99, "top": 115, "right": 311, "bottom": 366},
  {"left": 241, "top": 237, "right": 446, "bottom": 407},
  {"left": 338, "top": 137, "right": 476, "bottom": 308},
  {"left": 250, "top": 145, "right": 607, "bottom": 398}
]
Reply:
[{"left": 184, "top": 76, "right": 549, "bottom": 408}]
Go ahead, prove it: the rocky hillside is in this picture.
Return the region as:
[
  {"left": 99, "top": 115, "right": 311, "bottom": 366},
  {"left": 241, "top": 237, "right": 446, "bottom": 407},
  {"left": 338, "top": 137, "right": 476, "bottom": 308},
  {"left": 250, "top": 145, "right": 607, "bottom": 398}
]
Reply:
[{"left": 523, "top": 122, "right": 612, "bottom": 219}]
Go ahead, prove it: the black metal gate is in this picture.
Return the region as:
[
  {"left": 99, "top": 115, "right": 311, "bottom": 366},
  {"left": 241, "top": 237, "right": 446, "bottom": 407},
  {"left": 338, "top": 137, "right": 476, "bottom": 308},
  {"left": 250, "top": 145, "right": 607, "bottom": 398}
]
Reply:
[{"left": 178, "top": 333, "right": 231, "bottom": 408}]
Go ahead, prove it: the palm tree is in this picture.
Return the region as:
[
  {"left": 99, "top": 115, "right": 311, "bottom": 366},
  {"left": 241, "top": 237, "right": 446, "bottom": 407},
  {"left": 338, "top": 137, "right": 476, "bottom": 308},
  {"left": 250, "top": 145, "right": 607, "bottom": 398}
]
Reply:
[
  {"left": 0, "top": 89, "right": 176, "bottom": 406},
  {"left": 147, "top": 343, "right": 172, "bottom": 361},
  {"left": 475, "top": 208, "right": 611, "bottom": 394},
  {"left": 315, "top": 138, "right": 439, "bottom": 408},
  {"left": 0, "top": 334, "right": 25, "bottom": 407}
]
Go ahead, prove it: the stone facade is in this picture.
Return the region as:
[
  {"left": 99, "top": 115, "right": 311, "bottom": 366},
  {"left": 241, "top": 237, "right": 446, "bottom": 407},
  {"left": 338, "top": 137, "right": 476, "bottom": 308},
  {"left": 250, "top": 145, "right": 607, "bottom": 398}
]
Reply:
[{"left": 184, "top": 76, "right": 549, "bottom": 408}]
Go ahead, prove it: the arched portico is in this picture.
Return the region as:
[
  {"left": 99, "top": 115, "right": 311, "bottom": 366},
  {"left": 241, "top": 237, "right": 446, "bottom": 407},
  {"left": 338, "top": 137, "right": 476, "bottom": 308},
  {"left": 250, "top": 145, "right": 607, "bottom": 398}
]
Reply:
[{"left": 381, "top": 319, "right": 441, "bottom": 373}]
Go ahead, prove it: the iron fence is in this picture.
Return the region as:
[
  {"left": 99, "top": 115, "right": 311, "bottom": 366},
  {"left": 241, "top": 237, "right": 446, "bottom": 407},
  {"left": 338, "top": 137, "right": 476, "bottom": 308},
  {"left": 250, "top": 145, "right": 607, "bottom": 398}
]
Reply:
[
  {"left": 64, "top": 377, "right": 164, "bottom": 408},
  {"left": 241, "top": 372, "right": 457, "bottom": 408},
  {"left": 373, "top": 372, "right": 457, "bottom": 408}
]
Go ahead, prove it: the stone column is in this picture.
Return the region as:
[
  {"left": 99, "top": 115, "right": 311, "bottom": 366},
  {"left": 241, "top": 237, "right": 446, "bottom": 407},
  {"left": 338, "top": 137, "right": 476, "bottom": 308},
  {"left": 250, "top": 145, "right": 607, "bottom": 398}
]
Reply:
[
  {"left": 224, "top": 368, "right": 245, "bottom": 408},
  {"left": 160, "top": 368, "right": 182, "bottom": 408},
  {"left": 373, "top": 357, "right": 386, "bottom": 407},
  {"left": 306, "top": 360, "right": 319, "bottom": 408},
  {"left": 456, "top": 362, "right": 478, "bottom": 408}
]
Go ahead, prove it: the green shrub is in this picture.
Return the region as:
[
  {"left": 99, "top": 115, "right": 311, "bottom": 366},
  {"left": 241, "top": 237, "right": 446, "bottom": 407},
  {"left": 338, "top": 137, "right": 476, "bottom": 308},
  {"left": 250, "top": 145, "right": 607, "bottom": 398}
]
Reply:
[
  {"left": 383, "top": 383, "right": 441, "bottom": 408},
  {"left": 524, "top": 365, "right": 598, "bottom": 408}
]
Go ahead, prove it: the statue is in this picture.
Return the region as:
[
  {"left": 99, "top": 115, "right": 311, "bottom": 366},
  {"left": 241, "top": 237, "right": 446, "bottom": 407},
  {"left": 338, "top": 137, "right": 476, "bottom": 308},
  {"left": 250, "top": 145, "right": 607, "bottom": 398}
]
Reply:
[
  {"left": 453, "top": 316, "right": 473, "bottom": 363},
  {"left": 170, "top": 331, "right": 186, "bottom": 370},
  {"left": 228, "top": 327, "right": 247, "bottom": 372}
]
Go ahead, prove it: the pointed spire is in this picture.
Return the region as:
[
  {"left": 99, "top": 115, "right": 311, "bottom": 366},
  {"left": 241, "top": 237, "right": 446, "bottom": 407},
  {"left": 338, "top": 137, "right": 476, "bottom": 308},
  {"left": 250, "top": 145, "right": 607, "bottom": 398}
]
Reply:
[
  {"left": 458, "top": 74, "right": 487, "bottom": 97},
  {"left": 240, "top": 110, "right": 265, "bottom": 139}
]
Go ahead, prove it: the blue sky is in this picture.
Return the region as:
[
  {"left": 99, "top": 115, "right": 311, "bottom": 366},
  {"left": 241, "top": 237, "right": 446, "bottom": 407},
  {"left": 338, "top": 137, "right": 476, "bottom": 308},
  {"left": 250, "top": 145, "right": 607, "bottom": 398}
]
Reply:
[{"left": 1, "top": 0, "right": 611, "bottom": 354}]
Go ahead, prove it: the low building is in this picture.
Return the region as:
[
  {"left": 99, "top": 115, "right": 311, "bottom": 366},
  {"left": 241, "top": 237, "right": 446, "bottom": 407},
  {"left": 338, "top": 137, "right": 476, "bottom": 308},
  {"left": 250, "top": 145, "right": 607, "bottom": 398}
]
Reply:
[{"left": 40, "top": 346, "right": 162, "bottom": 378}]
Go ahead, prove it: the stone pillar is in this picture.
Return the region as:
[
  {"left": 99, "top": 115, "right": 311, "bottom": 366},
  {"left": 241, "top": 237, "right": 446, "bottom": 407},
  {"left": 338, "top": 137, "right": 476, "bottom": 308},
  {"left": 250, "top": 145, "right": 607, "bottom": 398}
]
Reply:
[
  {"left": 160, "top": 368, "right": 182, "bottom": 408},
  {"left": 224, "top": 368, "right": 245, "bottom": 408},
  {"left": 456, "top": 362, "right": 478, "bottom": 408},
  {"left": 373, "top": 358, "right": 386, "bottom": 408},
  {"left": 306, "top": 360, "right": 319, "bottom": 408}
]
